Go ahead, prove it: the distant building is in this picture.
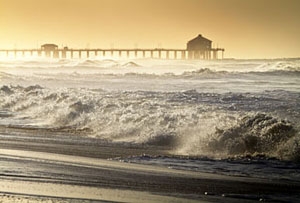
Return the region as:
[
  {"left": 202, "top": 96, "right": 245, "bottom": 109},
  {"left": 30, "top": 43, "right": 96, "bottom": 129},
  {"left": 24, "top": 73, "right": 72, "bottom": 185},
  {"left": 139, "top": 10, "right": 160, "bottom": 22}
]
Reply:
[
  {"left": 187, "top": 34, "right": 214, "bottom": 59},
  {"left": 41, "top": 44, "right": 58, "bottom": 58},
  {"left": 187, "top": 34, "right": 212, "bottom": 51},
  {"left": 41, "top": 44, "right": 58, "bottom": 51}
]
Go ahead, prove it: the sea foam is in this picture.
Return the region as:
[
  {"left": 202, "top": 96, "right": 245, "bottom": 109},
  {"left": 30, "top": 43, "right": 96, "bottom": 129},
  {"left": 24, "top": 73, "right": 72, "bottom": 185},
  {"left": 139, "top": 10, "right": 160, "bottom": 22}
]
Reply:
[{"left": 1, "top": 84, "right": 299, "bottom": 161}]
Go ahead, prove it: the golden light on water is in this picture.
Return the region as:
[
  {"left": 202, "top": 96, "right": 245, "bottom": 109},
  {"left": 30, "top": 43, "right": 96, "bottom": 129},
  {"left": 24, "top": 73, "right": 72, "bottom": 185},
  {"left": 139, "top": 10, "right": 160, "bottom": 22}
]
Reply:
[{"left": 0, "top": 0, "right": 300, "bottom": 59}]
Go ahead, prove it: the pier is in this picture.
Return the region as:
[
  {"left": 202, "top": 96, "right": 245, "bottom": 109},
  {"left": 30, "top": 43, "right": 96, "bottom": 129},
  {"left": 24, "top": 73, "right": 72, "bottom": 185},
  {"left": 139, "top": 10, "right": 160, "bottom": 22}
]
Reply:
[
  {"left": 0, "top": 35, "right": 225, "bottom": 60},
  {"left": 0, "top": 48, "right": 224, "bottom": 60}
]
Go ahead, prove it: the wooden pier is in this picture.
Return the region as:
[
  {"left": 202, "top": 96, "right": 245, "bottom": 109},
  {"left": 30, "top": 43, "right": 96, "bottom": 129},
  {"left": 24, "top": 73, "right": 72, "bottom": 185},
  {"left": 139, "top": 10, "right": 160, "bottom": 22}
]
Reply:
[
  {"left": 0, "top": 35, "right": 225, "bottom": 60},
  {"left": 0, "top": 48, "right": 224, "bottom": 60}
]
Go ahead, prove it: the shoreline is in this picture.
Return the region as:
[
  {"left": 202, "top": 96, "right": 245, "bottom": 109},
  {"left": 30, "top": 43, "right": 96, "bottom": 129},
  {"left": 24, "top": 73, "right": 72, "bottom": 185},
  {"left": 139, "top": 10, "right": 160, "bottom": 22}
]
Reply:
[
  {"left": 1, "top": 148, "right": 299, "bottom": 202},
  {"left": 1, "top": 128, "right": 300, "bottom": 202},
  {"left": 0, "top": 180, "right": 203, "bottom": 203}
]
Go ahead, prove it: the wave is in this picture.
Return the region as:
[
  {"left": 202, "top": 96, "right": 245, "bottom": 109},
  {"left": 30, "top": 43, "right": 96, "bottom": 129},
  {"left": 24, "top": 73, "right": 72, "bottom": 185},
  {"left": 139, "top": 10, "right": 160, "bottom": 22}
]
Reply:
[
  {"left": 0, "top": 59, "right": 300, "bottom": 83},
  {"left": 29, "top": 68, "right": 300, "bottom": 80},
  {"left": 1, "top": 85, "right": 299, "bottom": 162},
  {"left": 206, "top": 114, "right": 298, "bottom": 159},
  {"left": 1, "top": 58, "right": 299, "bottom": 70},
  {"left": 247, "top": 69, "right": 300, "bottom": 76},
  {"left": 0, "top": 71, "right": 16, "bottom": 79},
  {"left": 177, "top": 112, "right": 300, "bottom": 162},
  {"left": 180, "top": 68, "right": 229, "bottom": 78},
  {"left": 0, "top": 59, "right": 140, "bottom": 69},
  {"left": 121, "top": 61, "right": 141, "bottom": 68},
  {"left": 180, "top": 68, "right": 300, "bottom": 78},
  {"left": 76, "top": 59, "right": 119, "bottom": 68}
]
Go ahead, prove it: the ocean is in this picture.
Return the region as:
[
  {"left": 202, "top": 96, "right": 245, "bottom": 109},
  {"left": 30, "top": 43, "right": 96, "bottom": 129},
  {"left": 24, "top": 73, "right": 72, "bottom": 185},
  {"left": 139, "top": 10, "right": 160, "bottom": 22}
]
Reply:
[{"left": 0, "top": 58, "right": 300, "bottom": 202}]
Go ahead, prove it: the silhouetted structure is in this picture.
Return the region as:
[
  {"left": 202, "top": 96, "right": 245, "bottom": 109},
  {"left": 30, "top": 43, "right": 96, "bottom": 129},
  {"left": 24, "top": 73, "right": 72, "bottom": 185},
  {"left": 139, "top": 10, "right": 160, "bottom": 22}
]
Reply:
[
  {"left": 187, "top": 34, "right": 212, "bottom": 50},
  {"left": 0, "top": 34, "right": 224, "bottom": 60},
  {"left": 41, "top": 44, "right": 58, "bottom": 58},
  {"left": 187, "top": 34, "right": 224, "bottom": 59}
]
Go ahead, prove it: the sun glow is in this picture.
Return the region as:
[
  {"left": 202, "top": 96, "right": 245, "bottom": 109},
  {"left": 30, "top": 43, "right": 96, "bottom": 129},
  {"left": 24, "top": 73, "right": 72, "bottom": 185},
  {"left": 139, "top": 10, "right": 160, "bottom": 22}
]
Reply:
[{"left": 0, "top": 0, "right": 299, "bottom": 59}]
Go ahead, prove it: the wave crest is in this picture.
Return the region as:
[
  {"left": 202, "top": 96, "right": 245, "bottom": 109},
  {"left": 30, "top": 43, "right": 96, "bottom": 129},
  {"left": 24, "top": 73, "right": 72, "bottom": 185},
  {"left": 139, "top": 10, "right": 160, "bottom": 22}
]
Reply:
[
  {"left": 180, "top": 113, "right": 299, "bottom": 161},
  {"left": 1, "top": 85, "right": 299, "bottom": 161},
  {"left": 208, "top": 113, "right": 295, "bottom": 154}
]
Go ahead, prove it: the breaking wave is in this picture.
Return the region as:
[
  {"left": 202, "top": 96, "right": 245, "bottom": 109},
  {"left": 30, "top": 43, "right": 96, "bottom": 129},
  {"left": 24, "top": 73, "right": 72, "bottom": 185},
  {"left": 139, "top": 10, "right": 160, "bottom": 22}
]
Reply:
[
  {"left": 77, "top": 59, "right": 119, "bottom": 68},
  {"left": 121, "top": 61, "right": 141, "bottom": 68},
  {"left": 1, "top": 85, "right": 299, "bottom": 161},
  {"left": 182, "top": 113, "right": 300, "bottom": 162},
  {"left": 0, "top": 58, "right": 299, "bottom": 71}
]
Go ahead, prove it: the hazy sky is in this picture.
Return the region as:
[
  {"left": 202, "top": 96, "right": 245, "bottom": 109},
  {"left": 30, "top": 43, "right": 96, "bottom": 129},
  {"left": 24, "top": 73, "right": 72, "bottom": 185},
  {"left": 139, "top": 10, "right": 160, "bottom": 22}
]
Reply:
[{"left": 0, "top": 0, "right": 299, "bottom": 59}]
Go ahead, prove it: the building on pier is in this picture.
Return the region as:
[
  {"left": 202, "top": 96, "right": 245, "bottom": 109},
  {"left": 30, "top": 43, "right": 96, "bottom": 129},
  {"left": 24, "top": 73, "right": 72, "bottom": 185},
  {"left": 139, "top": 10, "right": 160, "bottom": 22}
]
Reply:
[
  {"left": 41, "top": 44, "right": 58, "bottom": 58},
  {"left": 187, "top": 34, "right": 223, "bottom": 59},
  {"left": 0, "top": 34, "right": 224, "bottom": 60},
  {"left": 187, "top": 34, "right": 212, "bottom": 50}
]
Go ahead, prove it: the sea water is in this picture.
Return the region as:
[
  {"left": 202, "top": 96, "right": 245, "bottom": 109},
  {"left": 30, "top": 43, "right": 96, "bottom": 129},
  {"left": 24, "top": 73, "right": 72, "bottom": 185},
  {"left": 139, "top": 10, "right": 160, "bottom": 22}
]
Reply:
[{"left": 0, "top": 58, "right": 300, "bottom": 182}]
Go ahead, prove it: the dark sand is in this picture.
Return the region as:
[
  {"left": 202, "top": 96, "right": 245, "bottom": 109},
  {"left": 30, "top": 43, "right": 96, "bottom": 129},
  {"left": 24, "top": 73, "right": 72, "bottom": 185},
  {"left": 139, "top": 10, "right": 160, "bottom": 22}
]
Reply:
[{"left": 0, "top": 126, "right": 300, "bottom": 202}]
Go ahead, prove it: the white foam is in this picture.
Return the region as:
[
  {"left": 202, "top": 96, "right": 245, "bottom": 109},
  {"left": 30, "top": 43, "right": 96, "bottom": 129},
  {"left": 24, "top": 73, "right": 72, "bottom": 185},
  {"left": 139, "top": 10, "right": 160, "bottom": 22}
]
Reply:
[{"left": 0, "top": 58, "right": 300, "bottom": 160}]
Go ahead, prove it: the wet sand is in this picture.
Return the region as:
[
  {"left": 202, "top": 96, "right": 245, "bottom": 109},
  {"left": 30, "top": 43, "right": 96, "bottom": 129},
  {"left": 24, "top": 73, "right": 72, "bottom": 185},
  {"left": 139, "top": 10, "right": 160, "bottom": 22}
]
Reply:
[{"left": 1, "top": 126, "right": 300, "bottom": 202}]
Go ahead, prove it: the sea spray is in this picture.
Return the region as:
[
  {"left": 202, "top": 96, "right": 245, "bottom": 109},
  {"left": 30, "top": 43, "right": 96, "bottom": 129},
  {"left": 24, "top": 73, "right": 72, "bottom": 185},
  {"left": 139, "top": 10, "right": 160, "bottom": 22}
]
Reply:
[
  {"left": 207, "top": 113, "right": 296, "bottom": 156},
  {"left": 176, "top": 113, "right": 300, "bottom": 161},
  {"left": 1, "top": 84, "right": 299, "bottom": 161},
  {"left": 1, "top": 58, "right": 300, "bottom": 161}
]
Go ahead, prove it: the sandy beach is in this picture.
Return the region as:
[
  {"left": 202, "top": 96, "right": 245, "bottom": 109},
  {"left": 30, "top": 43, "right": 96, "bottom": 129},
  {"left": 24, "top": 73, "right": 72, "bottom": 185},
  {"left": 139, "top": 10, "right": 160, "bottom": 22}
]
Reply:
[{"left": 1, "top": 126, "right": 299, "bottom": 202}]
